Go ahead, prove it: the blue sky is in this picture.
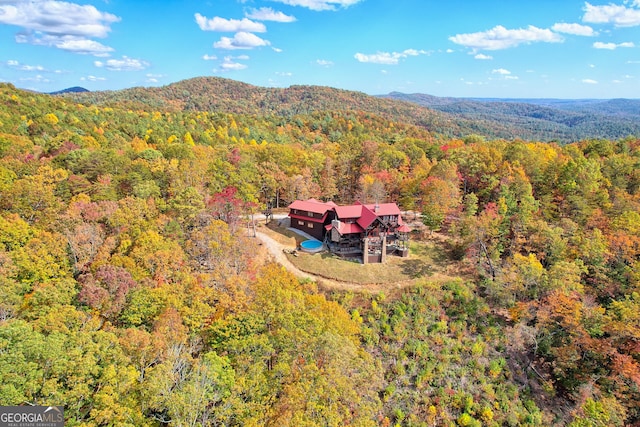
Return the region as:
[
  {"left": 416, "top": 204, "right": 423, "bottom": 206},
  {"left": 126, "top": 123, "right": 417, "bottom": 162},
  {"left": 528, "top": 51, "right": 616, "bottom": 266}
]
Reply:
[{"left": 1, "top": 0, "right": 640, "bottom": 98}]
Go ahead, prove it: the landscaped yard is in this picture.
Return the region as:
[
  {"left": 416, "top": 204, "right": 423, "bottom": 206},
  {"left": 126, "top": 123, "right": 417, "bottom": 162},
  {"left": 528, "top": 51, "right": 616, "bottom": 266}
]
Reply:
[{"left": 260, "top": 220, "right": 466, "bottom": 285}]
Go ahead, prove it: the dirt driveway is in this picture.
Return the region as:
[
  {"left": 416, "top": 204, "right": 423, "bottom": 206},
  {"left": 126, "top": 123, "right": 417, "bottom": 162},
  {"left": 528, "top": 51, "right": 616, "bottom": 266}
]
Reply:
[{"left": 254, "top": 231, "right": 414, "bottom": 293}]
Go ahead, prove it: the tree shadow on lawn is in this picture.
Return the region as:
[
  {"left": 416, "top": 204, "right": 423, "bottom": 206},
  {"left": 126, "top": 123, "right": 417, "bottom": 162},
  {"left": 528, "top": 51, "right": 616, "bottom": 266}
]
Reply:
[
  {"left": 411, "top": 241, "right": 450, "bottom": 265},
  {"left": 400, "top": 259, "right": 433, "bottom": 279}
]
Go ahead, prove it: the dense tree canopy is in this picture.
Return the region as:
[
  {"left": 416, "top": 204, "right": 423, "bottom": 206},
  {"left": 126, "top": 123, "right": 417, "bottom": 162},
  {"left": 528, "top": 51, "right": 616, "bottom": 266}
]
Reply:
[{"left": 0, "top": 82, "right": 639, "bottom": 426}]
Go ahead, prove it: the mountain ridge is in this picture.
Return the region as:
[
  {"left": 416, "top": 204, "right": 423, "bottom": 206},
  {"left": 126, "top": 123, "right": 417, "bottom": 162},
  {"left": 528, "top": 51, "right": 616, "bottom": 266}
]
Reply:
[
  {"left": 48, "top": 86, "right": 89, "bottom": 95},
  {"left": 59, "top": 76, "right": 640, "bottom": 143},
  {"left": 381, "top": 91, "right": 640, "bottom": 141},
  {"left": 385, "top": 91, "right": 640, "bottom": 116}
]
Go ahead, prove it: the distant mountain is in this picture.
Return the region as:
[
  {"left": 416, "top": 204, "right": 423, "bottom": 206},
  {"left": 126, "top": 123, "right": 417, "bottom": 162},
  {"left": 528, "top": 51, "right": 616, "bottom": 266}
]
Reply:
[
  {"left": 59, "top": 77, "right": 478, "bottom": 139},
  {"left": 382, "top": 92, "right": 640, "bottom": 142},
  {"left": 59, "top": 77, "right": 640, "bottom": 143},
  {"left": 49, "top": 86, "right": 89, "bottom": 95},
  {"left": 468, "top": 97, "right": 640, "bottom": 118}
]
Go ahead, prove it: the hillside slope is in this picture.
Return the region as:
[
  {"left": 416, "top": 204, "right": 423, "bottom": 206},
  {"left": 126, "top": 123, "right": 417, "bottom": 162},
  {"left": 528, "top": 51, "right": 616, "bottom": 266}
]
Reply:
[
  {"left": 60, "top": 77, "right": 640, "bottom": 143},
  {"left": 382, "top": 92, "right": 640, "bottom": 142},
  {"left": 2, "top": 81, "right": 640, "bottom": 426},
  {"left": 62, "top": 77, "right": 463, "bottom": 137}
]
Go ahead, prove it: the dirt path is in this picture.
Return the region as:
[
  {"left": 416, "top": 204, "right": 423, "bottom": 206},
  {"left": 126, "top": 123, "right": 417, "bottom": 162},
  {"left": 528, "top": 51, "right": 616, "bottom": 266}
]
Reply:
[
  {"left": 255, "top": 231, "right": 315, "bottom": 281},
  {"left": 254, "top": 231, "right": 416, "bottom": 293}
]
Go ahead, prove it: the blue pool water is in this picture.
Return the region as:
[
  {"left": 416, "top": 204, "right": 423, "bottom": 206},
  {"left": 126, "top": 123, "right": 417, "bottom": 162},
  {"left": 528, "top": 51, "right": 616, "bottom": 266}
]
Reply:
[{"left": 300, "top": 240, "right": 323, "bottom": 252}]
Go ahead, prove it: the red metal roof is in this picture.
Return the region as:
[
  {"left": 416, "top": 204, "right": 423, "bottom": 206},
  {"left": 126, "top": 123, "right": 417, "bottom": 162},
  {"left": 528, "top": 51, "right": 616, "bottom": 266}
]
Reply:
[
  {"left": 397, "top": 224, "right": 411, "bottom": 233},
  {"left": 334, "top": 202, "right": 402, "bottom": 219},
  {"left": 363, "top": 203, "right": 402, "bottom": 216},
  {"left": 334, "top": 204, "right": 363, "bottom": 219},
  {"left": 288, "top": 199, "right": 334, "bottom": 215},
  {"left": 289, "top": 212, "right": 327, "bottom": 223},
  {"left": 289, "top": 199, "right": 405, "bottom": 233},
  {"left": 357, "top": 205, "right": 379, "bottom": 229},
  {"left": 337, "top": 222, "right": 364, "bottom": 235}
]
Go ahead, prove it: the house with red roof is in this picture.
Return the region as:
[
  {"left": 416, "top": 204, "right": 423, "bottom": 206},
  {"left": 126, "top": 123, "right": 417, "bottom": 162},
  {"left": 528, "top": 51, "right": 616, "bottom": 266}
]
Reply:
[
  {"left": 288, "top": 199, "right": 410, "bottom": 263},
  {"left": 287, "top": 198, "right": 337, "bottom": 240}
]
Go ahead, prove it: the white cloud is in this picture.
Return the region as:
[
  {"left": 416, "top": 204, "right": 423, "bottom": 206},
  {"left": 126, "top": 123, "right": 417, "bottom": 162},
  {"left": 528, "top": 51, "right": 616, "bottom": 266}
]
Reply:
[
  {"left": 214, "top": 55, "right": 250, "bottom": 72},
  {"left": 219, "top": 58, "right": 248, "bottom": 71},
  {"left": 15, "top": 32, "right": 114, "bottom": 56},
  {"left": 449, "top": 25, "right": 563, "bottom": 51},
  {"left": 593, "top": 41, "right": 635, "bottom": 49},
  {"left": 54, "top": 37, "right": 114, "bottom": 56},
  {"left": 272, "top": 47, "right": 283, "bottom": 53},
  {"left": 316, "top": 59, "right": 334, "bottom": 67},
  {"left": 245, "top": 7, "right": 296, "bottom": 22},
  {"left": 214, "top": 32, "right": 270, "bottom": 49},
  {"left": 220, "top": 62, "right": 247, "bottom": 71},
  {"left": 474, "top": 53, "right": 493, "bottom": 60},
  {"left": 203, "top": 54, "right": 217, "bottom": 60},
  {"left": 353, "top": 52, "right": 398, "bottom": 64},
  {"left": 94, "top": 56, "right": 149, "bottom": 71},
  {"left": 354, "top": 49, "right": 428, "bottom": 65},
  {"left": 583, "top": 2, "right": 640, "bottom": 27},
  {"left": 446, "top": 48, "right": 454, "bottom": 53},
  {"left": 21, "top": 64, "right": 44, "bottom": 71},
  {"left": 195, "top": 14, "right": 266, "bottom": 32},
  {"left": 81, "top": 75, "right": 106, "bottom": 82},
  {"left": 276, "top": 71, "right": 293, "bottom": 76},
  {"left": 552, "top": 22, "right": 596, "bottom": 36},
  {"left": 269, "top": 0, "right": 362, "bottom": 12},
  {"left": 403, "top": 48, "right": 428, "bottom": 56},
  {"left": 145, "top": 73, "right": 164, "bottom": 83},
  {"left": 0, "top": 0, "right": 119, "bottom": 55},
  {"left": 489, "top": 68, "right": 519, "bottom": 80},
  {"left": 19, "top": 75, "right": 51, "bottom": 83},
  {"left": 6, "top": 60, "right": 45, "bottom": 71},
  {"left": 0, "top": 1, "right": 120, "bottom": 37},
  {"left": 582, "top": 78, "right": 598, "bottom": 84}
]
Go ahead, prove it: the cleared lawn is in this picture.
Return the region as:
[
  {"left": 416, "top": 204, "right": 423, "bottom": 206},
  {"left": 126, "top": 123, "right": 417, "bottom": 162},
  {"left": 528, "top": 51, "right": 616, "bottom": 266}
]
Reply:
[{"left": 261, "top": 220, "right": 461, "bottom": 285}]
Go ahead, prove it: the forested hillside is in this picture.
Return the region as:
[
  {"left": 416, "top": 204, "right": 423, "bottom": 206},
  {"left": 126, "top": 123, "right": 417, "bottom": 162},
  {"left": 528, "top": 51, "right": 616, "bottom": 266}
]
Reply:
[
  {"left": 383, "top": 92, "right": 640, "bottom": 143},
  {"left": 61, "top": 77, "right": 468, "bottom": 137},
  {"left": 60, "top": 76, "right": 637, "bottom": 144},
  {"left": 1, "top": 81, "right": 639, "bottom": 426}
]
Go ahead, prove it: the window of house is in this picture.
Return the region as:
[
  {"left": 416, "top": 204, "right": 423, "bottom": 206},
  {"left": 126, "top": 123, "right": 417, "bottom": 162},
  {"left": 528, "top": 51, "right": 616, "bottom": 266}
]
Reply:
[
  {"left": 307, "top": 223, "right": 314, "bottom": 228},
  {"left": 298, "top": 220, "right": 304, "bottom": 226}
]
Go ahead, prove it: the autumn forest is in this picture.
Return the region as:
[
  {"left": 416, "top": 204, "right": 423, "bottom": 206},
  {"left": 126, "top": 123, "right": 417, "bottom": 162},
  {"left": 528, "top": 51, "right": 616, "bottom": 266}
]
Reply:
[{"left": 0, "top": 78, "right": 639, "bottom": 426}]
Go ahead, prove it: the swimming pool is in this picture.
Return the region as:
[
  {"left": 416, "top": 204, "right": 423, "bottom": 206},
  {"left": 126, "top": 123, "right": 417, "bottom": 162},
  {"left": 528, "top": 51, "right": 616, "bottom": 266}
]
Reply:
[{"left": 300, "top": 240, "right": 324, "bottom": 253}]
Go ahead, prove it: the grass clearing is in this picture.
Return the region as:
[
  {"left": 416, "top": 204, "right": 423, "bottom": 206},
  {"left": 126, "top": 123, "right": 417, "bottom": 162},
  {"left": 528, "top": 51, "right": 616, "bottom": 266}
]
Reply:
[
  {"left": 259, "top": 222, "right": 299, "bottom": 246},
  {"left": 263, "top": 220, "right": 463, "bottom": 285}
]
